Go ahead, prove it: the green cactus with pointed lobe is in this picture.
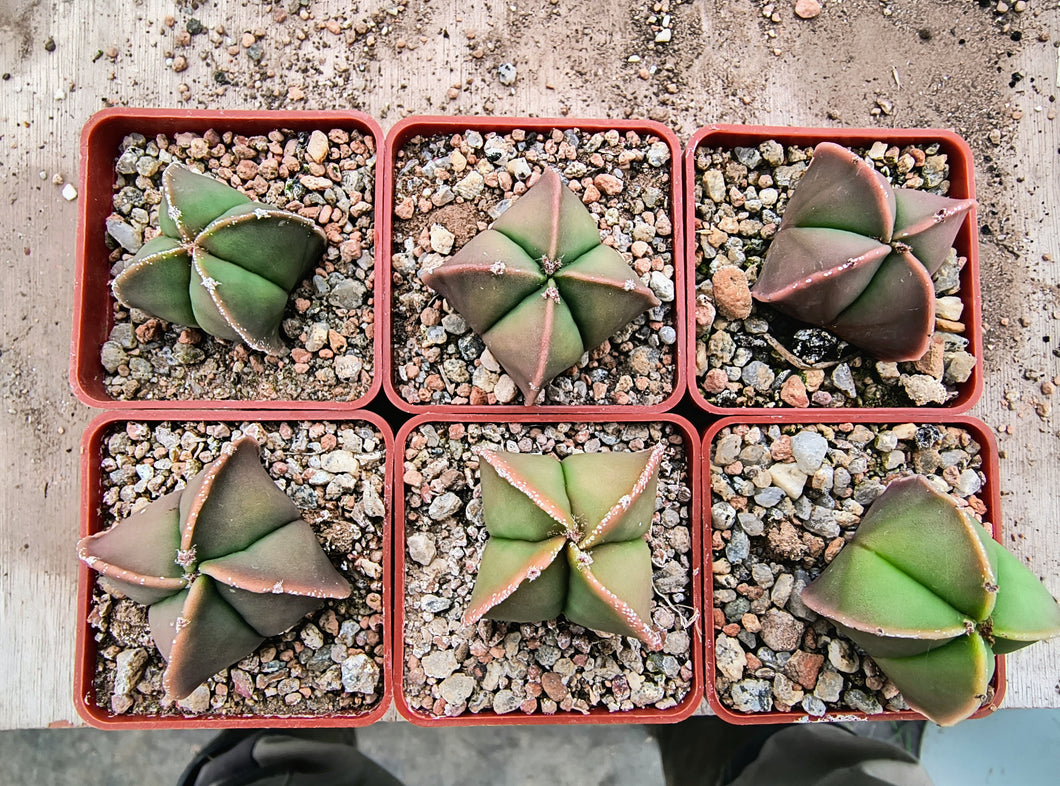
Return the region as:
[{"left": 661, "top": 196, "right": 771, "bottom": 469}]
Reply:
[
  {"left": 801, "top": 475, "right": 1060, "bottom": 726},
  {"left": 421, "top": 168, "right": 660, "bottom": 405},
  {"left": 463, "top": 445, "right": 665, "bottom": 648},
  {"left": 78, "top": 436, "right": 351, "bottom": 700},
  {"left": 752, "top": 142, "right": 975, "bottom": 361},
  {"left": 112, "top": 163, "right": 326, "bottom": 355}
]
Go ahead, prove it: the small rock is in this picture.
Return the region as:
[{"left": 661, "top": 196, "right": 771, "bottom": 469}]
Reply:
[
  {"left": 493, "top": 689, "right": 522, "bottom": 714},
  {"left": 440, "top": 674, "right": 475, "bottom": 705},
  {"left": 780, "top": 375, "right": 809, "bottom": 407},
  {"left": 342, "top": 653, "right": 379, "bottom": 694},
  {"left": 497, "top": 62, "right": 517, "bottom": 85},
  {"left": 454, "top": 171, "right": 484, "bottom": 200},
  {"left": 407, "top": 532, "right": 437, "bottom": 566},
  {"left": 712, "top": 267, "right": 753, "bottom": 320},
  {"left": 494, "top": 375, "right": 517, "bottom": 403},
  {"left": 429, "top": 224, "right": 455, "bottom": 254},
  {"left": 944, "top": 351, "right": 976, "bottom": 384},
  {"left": 827, "top": 638, "right": 860, "bottom": 673},
  {"left": 731, "top": 679, "right": 773, "bottom": 713},
  {"left": 790, "top": 430, "right": 828, "bottom": 474},
  {"left": 428, "top": 492, "right": 462, "bottom": 520},
  {"left": 421, "top": 650, "right": 459, "bottom": 680},
  {"left": 307, "top": 130, "right": 330, "bottom": 164},
  {"left": 305, "top": 322, "right": 330, "bottom": 352},
  {"left": 795, "top": 0, "right": 823, "bottom": 20},
  {"left": 106, "top": 214, "right": 142, "bottom": 252},
  {"left": 844, "top": 689, "right": 883, "bottom": 715},
  {"left": 742, "top": 361, "right": 775, "bottom": 392},
  {"left": 703, "top": 170, "right": 726, "bottom": 203},
  {"left": 113, "top": 648, "right": 148, "bottom": 696},
  {"left": 901, "top": 374, "right": 948, "bottom": 405},
  {"left": 814, "top": 669, "right": 844, "bottom": 702},
  {"left": 321, "top": 450, "right": 360, "bottom": 474},
  {"left": 177, "top": 685, "right": 211, "bottom": 713},
  {"left": 769, "top": 463, "right": 808, "bottom": 499},
  {"left": 760, "top": 608, "right": 805, "bottom": 652}
]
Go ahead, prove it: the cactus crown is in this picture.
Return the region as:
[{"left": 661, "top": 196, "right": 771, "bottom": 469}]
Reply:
[
  {"left": 751, "top": 142, "right": 975, "bottom": 361},
  {"left": 463, "top": 445, "right": 665, "bottom": 648},
  {"left": 421, "top": 168, "right": 660, "bottom": 404},
  {"left": 78, "top": 436, "right": 351, "bottom": 700},
  {"left": 112, "top": 163, "right": 326, "bottom": 356},
  {"left": 801, "top": 475, "right": 1060, "bottom": 725}
]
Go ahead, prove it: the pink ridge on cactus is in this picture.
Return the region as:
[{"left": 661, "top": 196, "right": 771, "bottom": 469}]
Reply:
[
  {"left": 78, "top": 435, "right": 351, "bottom": 700},
  {"left": 801, "top": 475, "right": 1060, "bottom": 725},
  {"left": 462, "top": 444, "right": 666, "bottom": 648},
  {"left": 752, "top": 142, "right": 975, "bottom": 361},
  {"left": 421, "top": 167, "right": 660, "bottom": 404}
]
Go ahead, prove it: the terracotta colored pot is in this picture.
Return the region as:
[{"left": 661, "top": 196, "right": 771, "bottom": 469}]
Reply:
[
  {"left": 702, "top": 413, "right": 1005, "bottom": 724},
  {"left": 70, "top": 108, "right": 384, "bottom": 410},
  {"left": 381, "top": 116, "right": 687, "bottom": 415},
  {"left": 393, "top": 412, "right": 704, "bottom": 725},
  {"left": 684, "top": 125, "right": 982, "bottom": 416},
  {"left": 75, "top": 409, "right": 393, "bottom": 729}
]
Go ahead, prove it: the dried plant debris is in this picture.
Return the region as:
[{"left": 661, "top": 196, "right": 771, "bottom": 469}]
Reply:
[
  {"left": 90, "top": 419, "right": 386, "bottom": 719},
  {"left": 693, "top": 140, "right": 976, "bottom": 408},
  {"left": 401, "top": 420, "right": 695, "bottom": 717},
  {"left": 390, "top": 127, "right": 678, "bottom": 407},
  {"left": 102, "top": 127, "right": 376, "bottom": 403},
  {"left": 709, "top": 421, "right": 989, "bottom": 717}
]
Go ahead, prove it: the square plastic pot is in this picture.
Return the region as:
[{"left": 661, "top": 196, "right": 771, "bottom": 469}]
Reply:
[
  {"left": 702, "top": 413, "right": 1005, "bottom": 725},
  {"left": 684, "top": 125, "right": 982, "bottom": 416},
  {"left": 393, "top": 412, "right": 704, "bottom": 725},
  {"left": 71, "top": 107, "right": 384, "bottom": 410},
  {"left": 381, "top": 116, "right": 686, "bottom": 415},
  {"left": 75, "top": 409, "right": 393, "bottom": 729}
]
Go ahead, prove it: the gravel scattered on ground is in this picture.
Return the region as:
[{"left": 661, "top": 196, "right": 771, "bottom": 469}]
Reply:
[
  {"left": 693, "top": 139, "right": 976, "bottom": 409},
  {"left": 401, "top": 420, "right": 696, "bottom": 718},
  {"left": 90, "top": 419, "right": 387, "bottom": 719},
  {"left": 390, "top": 126, "right": 679, "bottom": 408},
  {"left": 101, "top": 127, "right": 376, "bottom": 403},
  {"left": 709, "top": 420, "right": 993, "bottom": 717}
]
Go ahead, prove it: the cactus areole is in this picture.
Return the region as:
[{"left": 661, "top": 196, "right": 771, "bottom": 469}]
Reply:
[
  {"left": 420, "top": 168, "right": 660, "bottom": 405},
  {"left": 111, "top": 163, "right": 326, "bottom": 356},
  {"left": 801, "top": 475, "right": 1060, "bottom": 726},
  {"left": 464, "top": 445, "right": 665, "bottom": 648},
  {"left": 751, "top": 142, "right": 975, "bottom": 362},
  {"left": 78, "top": 436, "right": 351, "bottom": 700}
]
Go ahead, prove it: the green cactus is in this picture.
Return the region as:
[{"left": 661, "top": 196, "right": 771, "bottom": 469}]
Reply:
[
  {"left": 800, "top": 475, "right": 1060, "bottom": 725},
  {"left": 421, "top": 168, "right": 660, "bottom": 405},
  {"left": 751, "top": 142, "right": 975, "bottom": 361},
  {"left": 78, "top": 436, "right": 351, "bottom": 700},
  {"left": 463, "top": 445, "right": 665, "bottom": 647},
  {"left": 112, "top": 163, "right": 326, "bottom": 355}
]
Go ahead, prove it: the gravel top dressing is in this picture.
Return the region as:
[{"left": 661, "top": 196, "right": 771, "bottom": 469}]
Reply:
[
  {"left": 389, "top": 126, "right": 679, "bottom": 408},
  {"left": 693, "top": 139, "right": 976, "bottom": 409},
  {"left": 400, "top": 419, "right": 696, "bottom": 718},
  {"left": 89, "top": 418, "right": 386, "bottom": 719},
  {"left": 101, "top": 126, "right": 377, "bottom": 403},
  {"left": 709, "top": 420, "right": 991, "bottom": 718}
]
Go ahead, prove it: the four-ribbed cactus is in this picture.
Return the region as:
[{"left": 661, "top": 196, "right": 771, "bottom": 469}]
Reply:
[
  {"left": 801, "top": 475, "right": 1060, "bottom": 725},
  {"left": 752, "top": 142, "right": 975, "bottom": 361},
  {"left": 464, "top": 445, "right": 665, "bottom": 647},
  {"left": 78, "top": 436, "right": 351, "bottom": 700},
  {"left": 421, "top": 168, "right": 660, "bottom": 404},
  {"left": 112, "top": 163, "right": 326, "bottom": 355}
]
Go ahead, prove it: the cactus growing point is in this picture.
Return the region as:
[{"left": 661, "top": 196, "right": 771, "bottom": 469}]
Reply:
[
  {"left": 420, "top": 168, "right": 660, "bottom": 405},
  {"left": 78, "top": 436, "right": 351, "bottom": 700},
  {"left": 751, "top": 142, "right": 975, "bottom": 362},
  {"left": 112, "top": 163, "right": 326, "bottom": 355},
  {"left": 801, "top": 475, "right": 1060, "bottom": 725},
  {"left": 463, "top": 444, "right": 665, "bottom": 648}
]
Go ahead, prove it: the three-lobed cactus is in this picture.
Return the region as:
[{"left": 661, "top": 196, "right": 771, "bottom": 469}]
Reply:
[
  {"left": 112, "top": 163, "right": 326, "bottom": 356},
  {"left": 801, "top": 475, "right": 1060, "bottom": 726},
  {"left": 421, "top": 168, "right": 660, "bottom": 405},
  {"left": 751, "top": 142, "right": 975, "bottom": 361},
  {"left": 463, "top": 445, "right": 665, "bottom": 648},
  {"left": 78, "top": 436, "right": 351, "bottom": 700}
]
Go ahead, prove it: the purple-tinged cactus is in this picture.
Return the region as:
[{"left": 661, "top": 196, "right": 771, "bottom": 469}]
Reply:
[
  {"left": 752, "top": 142, "right": 974, "bottom": 361},
  {"left": 801, "top": 475, "right": 1060, "bottom": 726},
  {"left": 463, "top": 445, "right": 665, "bottom": 648},
  {"left": 112, "top": 163, "right": 326, "bottom": 355},
  {"left": 78, "top": 436, "right": 350, "bottom": 700},
  {"left": 421, "top": 168, "right": 660, "bottom": 404}
]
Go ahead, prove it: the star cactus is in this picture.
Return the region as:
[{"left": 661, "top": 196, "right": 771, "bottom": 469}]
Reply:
[
  {"left": 801, "top": 475, "right": 1060, "bottom": 726},
  {"left": 463, "top": 445, "right": 665, "bottom": 648},
  {"left": 112, "top": 163, "right": 326, "bottom": 355},
  {"left": 420, "top": 168, "right": 660, "bottom": 405},
  {"left": 78, "top": 436, "right": 351, "bottom": 700},
  {"left": 751, "top": 142, "right": 975, "bottom": 361}
]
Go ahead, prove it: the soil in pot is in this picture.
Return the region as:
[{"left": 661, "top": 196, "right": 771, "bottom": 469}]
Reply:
[
  {"left": 400, "top": 420, "right": 696, "bottom": 718},
  {"left": 692, "top": 139, "right": 976, "bottom": 409},
  {"left": 101, "top": 126, "right": 376, "bottom": 403},
  {"left": 709, "top": 420, "right": 992, "bottom": 718},
  {"left": 390, "top": 126, "right": 679, "bottom": 407},
  {"left": 88, "top": 418, "right": 386, "bottom": 719}
]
